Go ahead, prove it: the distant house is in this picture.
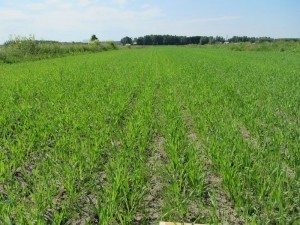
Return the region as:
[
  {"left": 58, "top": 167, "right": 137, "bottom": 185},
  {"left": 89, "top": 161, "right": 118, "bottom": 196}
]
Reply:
[{"left": 224, "top": 41, "right": 230, "bottom": 44}]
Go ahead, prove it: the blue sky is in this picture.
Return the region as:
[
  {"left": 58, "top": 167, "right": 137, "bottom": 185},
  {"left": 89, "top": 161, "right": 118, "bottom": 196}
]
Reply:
[{"left": 0, "top": 0, "right": 299, "bottom": 43}]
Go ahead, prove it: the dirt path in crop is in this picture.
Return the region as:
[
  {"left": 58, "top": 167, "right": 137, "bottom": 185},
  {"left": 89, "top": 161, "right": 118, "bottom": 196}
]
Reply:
[
  {"left": 12, "top": 152, "right": 43, "bottom": 197},
  {"left": 240, "top": 125, "right": 259, "bottom": 149},
  {"left": 181, "top": 103, "right": 245, "bottom": 224},
  {"left": 240, "top": 125, "right": 297, "bottom": 180},
  {"left": 135, "top": 134, "right": 167, "bottom": 225}
]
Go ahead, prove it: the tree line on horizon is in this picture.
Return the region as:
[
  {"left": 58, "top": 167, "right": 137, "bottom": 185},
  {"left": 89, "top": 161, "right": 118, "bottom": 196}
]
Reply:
[{"left": 121, "top": 35, "right": 299, "bottom": 45}]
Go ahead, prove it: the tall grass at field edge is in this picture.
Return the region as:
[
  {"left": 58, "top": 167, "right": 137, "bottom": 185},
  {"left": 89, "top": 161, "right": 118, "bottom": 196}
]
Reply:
[
  {"left": 205, "top": 41, "right": 300, "bottom": 53},
  {"left": 0, "top": 40, "right": 118, "bottom": 64}
]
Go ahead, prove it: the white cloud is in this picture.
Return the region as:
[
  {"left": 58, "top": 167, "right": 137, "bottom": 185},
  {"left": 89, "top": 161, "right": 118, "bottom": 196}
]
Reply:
[
  {"left": 0, "top": 1, "right": 239, "bottom": 43},
  {"left": 113, "top": 0, "right": 128, "bottom": 5},
  {"left": 45, "top": 0, "right": 62, "bottom": 4},
  {"left": 77, "top": 0, "right": 98, "bottom": 7},
  {"left": 27, "top": 0, "right": 74, "bottom": 10},
  {"left": 183, "top": 16, "right": 240, "bottom": 24},
  {"left": 0, "top": 5, "right": 240, "bottom": 43},
  {"left": 0, "top": 1, "right": 164, "bottom": 43},
  {"left": 26, "top": 3, "right": 48, "bottom": 10},
  {"left": 0, "top": 8, "right": 29, "bottom": 21},
  {"left": 86, "top": 6, "right": 162, "bottom": 21}
]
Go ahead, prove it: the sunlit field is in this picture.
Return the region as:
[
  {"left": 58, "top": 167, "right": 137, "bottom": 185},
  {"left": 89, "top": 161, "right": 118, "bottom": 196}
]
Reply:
[{"left": 0, "top": 47, "right": 299, "bottom": 224}]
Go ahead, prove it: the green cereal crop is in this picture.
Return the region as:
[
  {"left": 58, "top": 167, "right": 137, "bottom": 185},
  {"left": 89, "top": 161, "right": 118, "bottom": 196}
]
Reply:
[{"left": 0, "top": 47, "right": 299, "bottom": 224}]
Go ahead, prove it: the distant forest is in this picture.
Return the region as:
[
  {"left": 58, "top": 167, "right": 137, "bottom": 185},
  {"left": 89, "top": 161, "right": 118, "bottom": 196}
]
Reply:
[{"left": 121, "top": 35, "right": 300, "bottom": 45}]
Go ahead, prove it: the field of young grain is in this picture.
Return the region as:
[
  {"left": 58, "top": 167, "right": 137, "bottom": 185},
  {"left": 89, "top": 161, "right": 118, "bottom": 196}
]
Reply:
[{"left": 0, "top": 47, "right": 299, "bottom": 224}]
